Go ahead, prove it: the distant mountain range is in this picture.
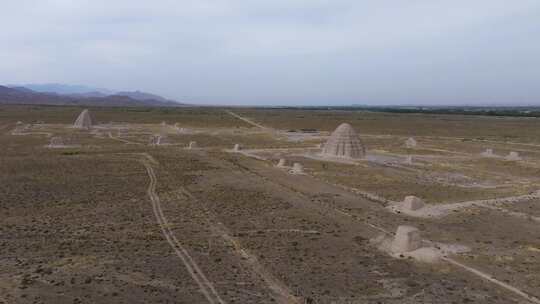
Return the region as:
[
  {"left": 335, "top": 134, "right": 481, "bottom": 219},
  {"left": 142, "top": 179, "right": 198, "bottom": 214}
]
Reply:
[
  {"left": 1, "top": 83, "right": 184, "bottom": 107},
  {"left": 16, "top": 83, "right": 116, "bottom": 95}
]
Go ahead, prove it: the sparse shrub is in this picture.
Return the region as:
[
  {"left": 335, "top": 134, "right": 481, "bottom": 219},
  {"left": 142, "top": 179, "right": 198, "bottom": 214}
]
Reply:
[{"left": 61, "top": 151, "right": 80, "bottom": 156}]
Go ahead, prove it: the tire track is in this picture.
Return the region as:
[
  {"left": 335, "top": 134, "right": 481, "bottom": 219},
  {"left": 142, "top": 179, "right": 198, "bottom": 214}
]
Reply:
[
  {"left": 138, "top": 150, "right": 299, "bottom": 303},
  {"left": 179, "top": 187, "right": 302, "bottom": 304},
  {"left": 140, "top": 159, "right": 226, "bottom": 304}
]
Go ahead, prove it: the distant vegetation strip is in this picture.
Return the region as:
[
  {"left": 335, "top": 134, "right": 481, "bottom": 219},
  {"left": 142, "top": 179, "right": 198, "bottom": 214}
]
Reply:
[{"left": 258, "top": 106, "right": 540, "bottom": 118}]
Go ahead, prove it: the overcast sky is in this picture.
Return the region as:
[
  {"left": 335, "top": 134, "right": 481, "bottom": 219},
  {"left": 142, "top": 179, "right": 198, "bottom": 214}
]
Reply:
[{"left": 1, "top": 0, "right": 539, "bottom": 105}]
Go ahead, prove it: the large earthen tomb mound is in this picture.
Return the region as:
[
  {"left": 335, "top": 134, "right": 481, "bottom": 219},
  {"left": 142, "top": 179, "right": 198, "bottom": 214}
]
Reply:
[
  {"left": 321, "top": 123, "right": 366, "bottom": 159},
  {"left": 73, "top": 109, "right": 93, "bottom": 129}
]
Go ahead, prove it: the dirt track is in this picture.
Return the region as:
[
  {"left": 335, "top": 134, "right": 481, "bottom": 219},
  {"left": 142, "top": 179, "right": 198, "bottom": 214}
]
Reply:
[
  {"left": 140, "top": 155, "right": 300, "bottom": 304},
  {"left": 225, "top": 110, "right": 270, "bottom": 130},
  {"left": 140, "top": 158, "right": 226, "bottom": 304}
]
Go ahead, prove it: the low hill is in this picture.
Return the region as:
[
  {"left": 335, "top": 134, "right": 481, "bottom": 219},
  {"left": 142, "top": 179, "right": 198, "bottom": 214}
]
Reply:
[{"left": 115, "top": 90, "right": 173, "bottom": 103}]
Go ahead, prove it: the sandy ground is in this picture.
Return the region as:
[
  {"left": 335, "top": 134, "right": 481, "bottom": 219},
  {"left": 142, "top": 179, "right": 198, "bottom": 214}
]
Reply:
[{"left": 1, "top": 107, "right": 540, "bottom": 303}]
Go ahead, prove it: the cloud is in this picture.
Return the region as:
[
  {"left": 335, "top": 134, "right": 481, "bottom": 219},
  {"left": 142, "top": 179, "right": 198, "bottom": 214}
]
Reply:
[{"left": 1, "top": 0, "right": 540, "bottom": 104}]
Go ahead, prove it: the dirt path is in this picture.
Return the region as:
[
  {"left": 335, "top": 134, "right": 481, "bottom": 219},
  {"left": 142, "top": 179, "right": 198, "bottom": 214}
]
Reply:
[
  {"left": 308, "top": 176, "right": 540, "bottom": 303},
  {"left": 229, "top": 156, "right": 540, "bottom": 304},
  {"left": 11, "top": 130, "right": 53, "bottom": 137},
  {"left": 139, "top": 154, "right": 298, "bottom": 304},
  {"left": 481, "top": 204, "right": 540, "bottom": 223},
  {"left": 443, "top": 257, "right": 540, "bottom": 304},
  {"left": 438, "top": 136, "right": 540, "bottom": 150},
  {"left": 179, "top": 187, "right": 302, "bottom": 304},
  {"left": 211, "top": 224, "right": 301, "bottom": 304},
  {"left": 108, "top": 132, "right": 143, "bottom": 145},
  {"left": 139, "top": 159, "right": 226, "bottom": 304},
  {"left": 390, "top": 192, "right": 540, "bottom": 218},
  {"left": 224, "top": 157, "right": 395, "bottom": 236},
  {"left": 225, "top": 110, "right": 270, "bottom": 130}
]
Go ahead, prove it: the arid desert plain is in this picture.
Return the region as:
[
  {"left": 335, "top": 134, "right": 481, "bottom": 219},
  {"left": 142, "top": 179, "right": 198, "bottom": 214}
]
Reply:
[{"left": 2, "top": 105, "right": 540, "bottom": 304}]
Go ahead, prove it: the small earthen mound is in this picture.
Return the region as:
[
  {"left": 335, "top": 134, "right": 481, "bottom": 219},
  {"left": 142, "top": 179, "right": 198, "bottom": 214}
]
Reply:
[
  {"left": 402, "top": 196, "right": 425, "bottom": 211},
  {"left": 48, "top": 137, "right": 65, "bottom": 148},
  {"left": 117, "top": 128, "right": 128, "bottom": 137},
  {"left": 391, "top": 225, "right": 422, "bottom": 253},
  {"left": 158, "top": 135, "right": 170, "bottom": 145},
  {"left": 149, "top": 135, "right": 170, "bottom": 146},
  {"left": 404, "top": 155, "right": 413, "bottom": 165},
  {"left": 149, "top": 135, "right": 159, "bottom": 145},
  {"left": 481, "top": 148, "right": 495, "bottom": 157},
  {"left": 505, "top": 151, "right": 522, "bottom": 161},
  {"left": 405, "top": 137, "right": 417, "bottom": 148},
  {"left": 289, "top": 162, "right": 304, "bottom": 174}
]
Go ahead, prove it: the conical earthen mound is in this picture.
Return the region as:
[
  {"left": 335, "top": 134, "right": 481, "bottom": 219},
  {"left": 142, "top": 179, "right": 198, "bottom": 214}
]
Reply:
[
  {"left": 73, "top": 109, "right": 93, "bottom": 129},
  {"left": 322, "top": 123, "right": 365, "bottom": 159}
]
